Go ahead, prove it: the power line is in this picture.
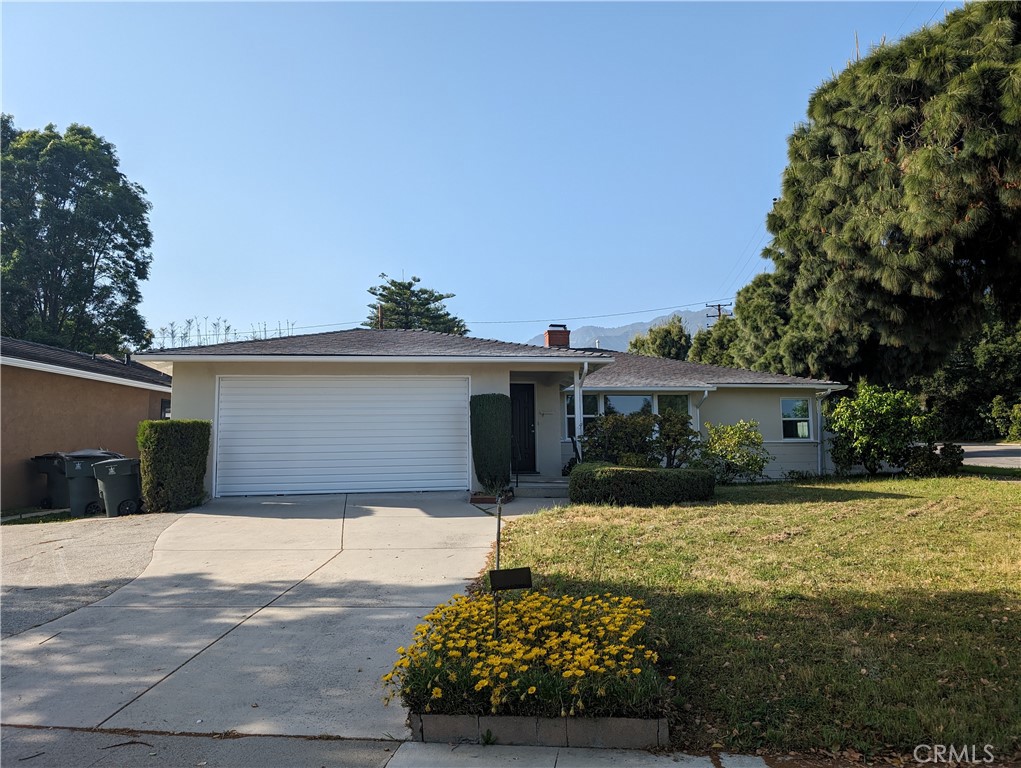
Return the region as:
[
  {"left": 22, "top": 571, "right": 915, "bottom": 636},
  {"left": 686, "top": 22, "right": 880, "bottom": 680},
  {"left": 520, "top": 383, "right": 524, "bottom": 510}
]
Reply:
[{"left": 467, "top": 298, "right": 737, "bottom": 325}]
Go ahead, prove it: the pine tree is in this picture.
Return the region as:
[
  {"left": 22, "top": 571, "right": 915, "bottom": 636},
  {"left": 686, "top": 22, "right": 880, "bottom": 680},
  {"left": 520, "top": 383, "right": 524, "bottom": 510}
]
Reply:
[
  {"left": 363, "top": 274, "right": 468, "bottom": 335},
  {"left": 726, "top": 3, "right": 1021, "bottom": 385},
  {"left": 627, "top": 315, "right": 692, "bottom": 359}
]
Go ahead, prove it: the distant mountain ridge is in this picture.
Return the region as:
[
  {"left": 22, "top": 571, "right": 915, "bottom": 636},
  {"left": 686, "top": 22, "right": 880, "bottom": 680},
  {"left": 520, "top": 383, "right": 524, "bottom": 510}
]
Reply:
[{"left": 525, "top": 310, "right": 710, "bottom": 351}]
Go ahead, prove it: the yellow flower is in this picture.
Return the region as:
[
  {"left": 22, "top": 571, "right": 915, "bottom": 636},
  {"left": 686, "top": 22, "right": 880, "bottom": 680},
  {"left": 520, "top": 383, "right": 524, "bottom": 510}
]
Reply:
[
  {"left": 431, "top": 687, "right": 443, "bottom": 699},
  {"left": 527, "top": 686, "right": 537, "bottom": 694}
]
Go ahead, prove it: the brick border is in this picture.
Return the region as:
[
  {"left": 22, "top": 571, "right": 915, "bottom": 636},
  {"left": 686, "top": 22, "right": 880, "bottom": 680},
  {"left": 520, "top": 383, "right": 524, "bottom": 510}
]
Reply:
[{"left": 408, "top": 713, "right": 669, "bottom": 749}]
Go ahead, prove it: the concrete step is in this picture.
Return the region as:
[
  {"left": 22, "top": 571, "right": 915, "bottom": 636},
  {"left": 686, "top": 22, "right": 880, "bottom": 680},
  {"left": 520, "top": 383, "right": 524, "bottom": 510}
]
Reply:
[{"left": 512, "top": 479, "right": 569, "bottom": 498}]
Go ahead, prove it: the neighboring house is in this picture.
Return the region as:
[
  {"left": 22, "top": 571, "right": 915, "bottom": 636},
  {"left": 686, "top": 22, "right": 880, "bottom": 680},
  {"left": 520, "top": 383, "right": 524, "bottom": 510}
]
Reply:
[
  {"left": 1, "top": 337, "right": 173, "bottom": 510},
  {"left": 563, "top": 347, "right": 846, "bottom": 479},
  {"left": 135, "top": 325, "right": 846, "bottom": 500}
]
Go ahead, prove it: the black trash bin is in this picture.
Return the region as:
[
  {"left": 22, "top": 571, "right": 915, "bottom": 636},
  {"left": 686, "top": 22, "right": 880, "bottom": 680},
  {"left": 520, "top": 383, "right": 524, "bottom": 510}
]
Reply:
[
  {"left": 93, "top": 458, "right": 143, "bottom": 517},
  {"left": 62, "top": 450, "right": 124, "bottom": 517},
  {"left": 29, "top": 453, "right": 72, "bottom": 509}
]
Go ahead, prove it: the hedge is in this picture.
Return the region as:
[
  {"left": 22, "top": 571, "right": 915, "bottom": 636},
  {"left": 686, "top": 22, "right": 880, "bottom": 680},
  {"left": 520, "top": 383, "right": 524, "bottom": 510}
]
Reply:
[
  {"left": 470, "top": 393, "right": 512, "bottom": 495},
  {"left": 568, "top": 462, "right": 715, "bottom": 506},
  {"left": 137, "top": 419, "right": 211, "bottom": 512}
]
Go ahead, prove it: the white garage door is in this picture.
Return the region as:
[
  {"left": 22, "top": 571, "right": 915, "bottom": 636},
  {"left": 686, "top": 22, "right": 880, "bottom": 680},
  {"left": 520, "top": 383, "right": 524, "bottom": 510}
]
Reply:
[{"left": 215, "top": 375, "right": 470, "bottom": 496}]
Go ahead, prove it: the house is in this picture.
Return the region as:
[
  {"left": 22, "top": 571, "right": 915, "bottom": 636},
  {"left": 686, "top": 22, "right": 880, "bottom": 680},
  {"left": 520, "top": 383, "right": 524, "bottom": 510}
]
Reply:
[
  {"left": 1, "top": 337, "right": 173, "bottom": 510},
  {"left": 135, "top": 328, "right": 611, "bottom": 498},
  {"left": 135, "top": 325, "right": 845, "bottom": 500},
  {"left": 562, "top": 345, "right": 846, "bottom": 479}
]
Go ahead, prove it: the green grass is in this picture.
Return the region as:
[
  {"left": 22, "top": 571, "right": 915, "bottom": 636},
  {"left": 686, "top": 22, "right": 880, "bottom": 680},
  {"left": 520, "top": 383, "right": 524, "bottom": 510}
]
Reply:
[
  {"left": 496, "top": 476, "right": 1021, "bottom": 758},
  {"left": 0, "top": 507, "right": 80, "bottom": 525}
]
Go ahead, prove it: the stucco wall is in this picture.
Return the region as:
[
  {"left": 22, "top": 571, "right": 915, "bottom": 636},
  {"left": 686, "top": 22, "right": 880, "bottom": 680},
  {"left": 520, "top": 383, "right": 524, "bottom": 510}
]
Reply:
[
  {"left": 1, "top": 365, "right": 167, "bottom": 509},
  {"left": 168, "top": 361, "right": 579, "bottom": 496},
  {"left": 699, "top": 387, "right": 826, "bottom": 478}
]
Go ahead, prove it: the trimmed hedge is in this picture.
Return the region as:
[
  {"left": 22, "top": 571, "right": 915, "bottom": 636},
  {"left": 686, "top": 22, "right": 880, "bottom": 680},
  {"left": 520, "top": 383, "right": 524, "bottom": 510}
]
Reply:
[
  {"left": 568, "top": 462, "right": 715, "bottom": 506},
  {"left": 469, "top": 393, "right": 512, "bottom": 495},
  {"left": 137, "top": 420, "right": 211, "bottom": 512}
]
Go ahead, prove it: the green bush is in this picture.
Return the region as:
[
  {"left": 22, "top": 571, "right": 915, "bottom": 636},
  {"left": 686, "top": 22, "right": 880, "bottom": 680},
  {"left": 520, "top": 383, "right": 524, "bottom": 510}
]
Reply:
[
  {"left": 903, "top": 442, "right": 965, "bottom": 477},
  {"left": 656, "top": 410, "right": 701, "bottom": 468},
  {"left": 695, "top": 420, "right": 773, "bottom": 483},
  {"left": 579, "top": 412, "right": 658, "bottom": 466},
  {"left": 137, "top": 420, "right": 211, "bottom": 512},
  {"left": 569, "top": 462, "right": 715, "bottom": 506},
  {"left": 470, "top": 393, "right": 512, "bottom": 495},
  {"left": 1010, "top": 404, "right": 1021, "bottom": 442},
  {"left": 828, "top": 385, "right": 924, "bottom": 474}
]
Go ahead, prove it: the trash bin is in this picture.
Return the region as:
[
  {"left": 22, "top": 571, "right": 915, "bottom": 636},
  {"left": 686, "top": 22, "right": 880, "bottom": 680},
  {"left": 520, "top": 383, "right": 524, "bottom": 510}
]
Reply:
[
  {"left": 62, "top": 449, "right": 124, "bottom": 517},
  {"left": 93, "top": 458, "right": 143, "bottom": 517},
  {"left": 29, "top": 453, "right": 72, "bottom": 509}
]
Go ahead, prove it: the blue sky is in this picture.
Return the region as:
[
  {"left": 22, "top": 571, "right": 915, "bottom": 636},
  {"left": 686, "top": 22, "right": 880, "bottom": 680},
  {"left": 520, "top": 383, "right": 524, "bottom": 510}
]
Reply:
[{"left": 2, "top": 1, "right": 960, "bottom": 346}]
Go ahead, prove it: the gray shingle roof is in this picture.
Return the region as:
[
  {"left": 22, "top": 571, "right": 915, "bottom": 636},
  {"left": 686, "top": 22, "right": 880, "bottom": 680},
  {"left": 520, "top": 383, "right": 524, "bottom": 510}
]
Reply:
[
  {"left": 137, "top": 328, "right": 613, "bottom": 360},
  {"left": 1, "top": 337, "right": 172, "bottom": 388},
  {"left": 579, "top": 350, "right": 842, "bottom": 388}
]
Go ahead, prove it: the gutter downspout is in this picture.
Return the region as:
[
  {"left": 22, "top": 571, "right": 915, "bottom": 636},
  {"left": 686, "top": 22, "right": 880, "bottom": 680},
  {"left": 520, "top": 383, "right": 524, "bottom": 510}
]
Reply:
[
  {"left": 573, "top": 362, "right": 589, "bottom": 461},
  {"left": 815, "top": 389, "right": 835, "bottom": 475},
  {"left": 694, "top": 389, "right": 710, "bottom": 436}
]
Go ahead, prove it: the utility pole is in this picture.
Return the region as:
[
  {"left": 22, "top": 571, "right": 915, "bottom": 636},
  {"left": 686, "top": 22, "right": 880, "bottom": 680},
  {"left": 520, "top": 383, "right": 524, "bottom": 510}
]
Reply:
[{"left": 705, "top": 302, "right": 733, "bottom": 328}]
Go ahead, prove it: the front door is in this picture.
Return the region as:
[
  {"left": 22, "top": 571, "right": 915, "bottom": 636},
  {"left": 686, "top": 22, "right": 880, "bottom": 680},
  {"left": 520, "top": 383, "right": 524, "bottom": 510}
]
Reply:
[{"left": 510, "top": 383, "right": 536, "bottom": 473}]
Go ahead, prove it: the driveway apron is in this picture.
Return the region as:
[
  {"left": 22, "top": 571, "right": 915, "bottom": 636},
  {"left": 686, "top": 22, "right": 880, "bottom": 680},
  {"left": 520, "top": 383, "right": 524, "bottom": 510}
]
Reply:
[{"left": 0, "top": 493, "right": 530, "bottom": 739}]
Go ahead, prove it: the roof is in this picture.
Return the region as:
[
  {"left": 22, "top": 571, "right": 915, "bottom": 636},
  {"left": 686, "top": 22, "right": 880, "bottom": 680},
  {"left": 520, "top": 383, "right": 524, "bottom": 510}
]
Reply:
[
  {"left": 1, "top": 336, "right": 173, "bottom": 390},
  {"left": 136, "top": 328, "right": 614, "bottom": 361},
  {"left": 577, "top": 350, "right": 844, "bottom": 389}
]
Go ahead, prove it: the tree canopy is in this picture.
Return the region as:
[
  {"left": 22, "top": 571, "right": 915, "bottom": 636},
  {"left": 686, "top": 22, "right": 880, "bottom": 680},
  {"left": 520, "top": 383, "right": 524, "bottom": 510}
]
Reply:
[
  {"left": 1, "top": 115, "right": 153, "bottom": 353},
  {"left": 627, "top": 315, "right": 692, "bottom": 359},
  {"left": 716, "top": 3, "right": 1021, "bottom": 385},
  {"left": 688, "top": 315, "right": 739, "bottom": 367},
  {"left": 364, "top": 274, "right": 468, "bottom": 335}
]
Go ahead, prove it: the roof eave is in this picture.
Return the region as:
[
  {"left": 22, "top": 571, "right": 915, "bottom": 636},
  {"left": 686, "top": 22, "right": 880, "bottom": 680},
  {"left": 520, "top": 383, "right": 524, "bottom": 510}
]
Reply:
[
  {"left": 134, "top": 353, "right": 614, "bottom": 365},
  {"left": 1, "top": 356, "right": 173, "bottom": 393}
]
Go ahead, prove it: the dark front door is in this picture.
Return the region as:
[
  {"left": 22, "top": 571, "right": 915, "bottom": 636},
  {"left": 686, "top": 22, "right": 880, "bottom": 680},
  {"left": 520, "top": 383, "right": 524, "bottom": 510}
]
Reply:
[{"left": 510, "top": 383, "right": 536, "bottom": 473}]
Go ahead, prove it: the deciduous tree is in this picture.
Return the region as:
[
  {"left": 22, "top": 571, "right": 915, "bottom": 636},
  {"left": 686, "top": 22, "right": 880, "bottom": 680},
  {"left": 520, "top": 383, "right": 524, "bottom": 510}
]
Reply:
[{"left": 1, "top": 115, "right": 153, "bottom": 352}]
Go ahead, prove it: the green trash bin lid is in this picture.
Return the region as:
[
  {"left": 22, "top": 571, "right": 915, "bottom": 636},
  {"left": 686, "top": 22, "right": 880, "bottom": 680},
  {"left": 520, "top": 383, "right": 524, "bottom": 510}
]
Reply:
[{"left": 93, "top": 458, "right": 140, "bottom": 477}]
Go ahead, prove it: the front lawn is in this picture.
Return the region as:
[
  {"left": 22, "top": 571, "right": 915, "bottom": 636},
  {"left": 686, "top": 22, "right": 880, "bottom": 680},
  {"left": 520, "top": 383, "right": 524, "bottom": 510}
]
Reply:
[{"left": 495, "top": 476, "right": 1021, "bottom": 759}]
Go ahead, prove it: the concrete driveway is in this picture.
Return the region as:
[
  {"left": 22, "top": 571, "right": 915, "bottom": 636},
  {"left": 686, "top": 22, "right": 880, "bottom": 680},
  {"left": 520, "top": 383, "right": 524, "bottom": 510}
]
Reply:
[{"left": 0, "top": 493, "right": 547, "bottom": 740}]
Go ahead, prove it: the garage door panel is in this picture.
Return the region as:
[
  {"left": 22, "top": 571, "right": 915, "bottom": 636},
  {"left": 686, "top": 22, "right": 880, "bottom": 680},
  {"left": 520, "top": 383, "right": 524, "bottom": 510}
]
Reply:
[{"left": 215, "top": 376, "right": 470, "bottom": 496}]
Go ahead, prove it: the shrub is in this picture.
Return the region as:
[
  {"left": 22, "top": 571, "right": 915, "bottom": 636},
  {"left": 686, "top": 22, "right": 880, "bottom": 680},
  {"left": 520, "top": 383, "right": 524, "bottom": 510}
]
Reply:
[
  {"left": 579, "top": 412, "right": 658, "bottom": 466},
  {"left": 137, "top": 420, "right": 211, "bottom": 512},
  {"left": 989, "top": 395, "right": 1014, "bottom": 439},
  {"left": 656, "top": 410, "right": 701, "bottom": 468},
  {"left": 1010, "top": 404, "right": 1021, "bottom": 442},
  {"left": 569, "top": 462, "right": 715, "bottom": 505},
  {"left": 383, "top": 591, "right": 670, "bottom": 719},
  {"left": 827, "top": 385, "right": 924, "bottom": 474},
  {"left": 695, "top": 420, "right": 772, "bottom": 483},
  {"left": 903, "top": 442, "right": 965, "bottom": 477},
  {"left": 470, "top": 394, "right": 512, "bottom": 495}
]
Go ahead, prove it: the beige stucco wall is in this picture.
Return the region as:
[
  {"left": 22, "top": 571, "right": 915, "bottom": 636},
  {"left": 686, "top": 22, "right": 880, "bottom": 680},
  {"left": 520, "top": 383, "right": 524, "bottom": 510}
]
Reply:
[
  {"left": 699, "top": 387, "right": 827, "bottom": 478},
  {"left": 1, "top": 365, "right": 167, "bottom": 510},
  {"left": 168, "top": 360, "right": 580, "bottom": 497}
]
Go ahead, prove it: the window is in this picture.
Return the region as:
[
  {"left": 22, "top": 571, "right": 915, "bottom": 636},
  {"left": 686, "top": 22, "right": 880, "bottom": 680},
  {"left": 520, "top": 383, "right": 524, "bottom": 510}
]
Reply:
[
  {"left": 781, "top": 398, "right": 811, "bottom": 439},
  {"left": 603, "top": 394, "right": 653, "bottom": 415},
  {"left": 657, "top": 394, "right": 689, "bottom": 416},
  {"left": 160, "top": 398, "right": 172, "bottom": 419},
  {"left": 565, "top": 393, "right": 598, "bottom": 437}
]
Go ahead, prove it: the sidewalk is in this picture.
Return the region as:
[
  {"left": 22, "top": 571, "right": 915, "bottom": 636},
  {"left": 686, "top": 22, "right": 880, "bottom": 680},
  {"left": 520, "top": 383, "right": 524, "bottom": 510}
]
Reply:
[{"left": 0, "top": 726, "right": 786, "bottom": 768}]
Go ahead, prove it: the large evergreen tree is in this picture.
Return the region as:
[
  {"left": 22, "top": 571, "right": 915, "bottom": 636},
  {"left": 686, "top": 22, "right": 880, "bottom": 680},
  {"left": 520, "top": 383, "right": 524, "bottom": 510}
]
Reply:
[
  {"left": 627, "top": 315, "right": 692, "bottom": 359},
  {"left": 364, "top": 274, "right": 468, "bottom": 335},
  {"left": 1, "top": 115, "right": 154, "bottom": 352},
  {"left": 727, "top": 3, "right": 1021, "bottom": 385}
]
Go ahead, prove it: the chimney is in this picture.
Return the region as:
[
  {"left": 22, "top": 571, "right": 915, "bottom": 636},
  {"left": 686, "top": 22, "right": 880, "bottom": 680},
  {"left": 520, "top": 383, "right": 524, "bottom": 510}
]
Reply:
[{"left": 544, "top": 324, "right": 570, "bottom": 348}]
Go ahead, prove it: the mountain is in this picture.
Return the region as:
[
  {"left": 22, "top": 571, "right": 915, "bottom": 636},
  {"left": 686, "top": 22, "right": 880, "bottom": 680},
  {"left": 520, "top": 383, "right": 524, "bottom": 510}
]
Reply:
[{"left": 525, "top": 310, "right": 711, "bottom": 351}]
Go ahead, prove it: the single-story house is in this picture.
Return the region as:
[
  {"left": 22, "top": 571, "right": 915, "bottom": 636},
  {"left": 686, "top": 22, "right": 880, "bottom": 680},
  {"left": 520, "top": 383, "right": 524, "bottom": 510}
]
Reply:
[
  {"left": 1, "top": 337, "right": 173, "bottom": 510},
  {"left": 135, "top": 325, "right": 845, "bottom": 499},
  {"left": 563, "top": 346, "right": 846, "bottom": 479}
]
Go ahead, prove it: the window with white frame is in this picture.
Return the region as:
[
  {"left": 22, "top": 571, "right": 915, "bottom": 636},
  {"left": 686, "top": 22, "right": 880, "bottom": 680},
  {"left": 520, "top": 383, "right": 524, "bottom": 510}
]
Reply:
[
  {"left": 564, "top": 392, "right": 692, "bottom": 437},
  {"left": 781, "top": 398, "right": 811, "bottom": 439}
]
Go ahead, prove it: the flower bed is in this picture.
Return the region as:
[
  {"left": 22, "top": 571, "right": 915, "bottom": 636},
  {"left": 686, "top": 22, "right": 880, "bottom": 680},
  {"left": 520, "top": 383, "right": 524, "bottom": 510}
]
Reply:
[{"left": 383, "top": 592, "right": 671, "bottom": 720}]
